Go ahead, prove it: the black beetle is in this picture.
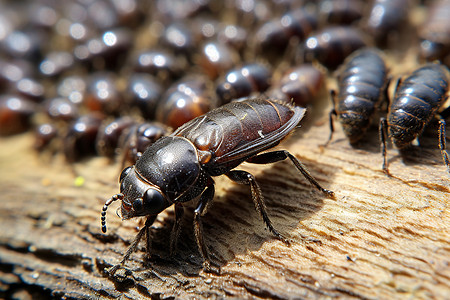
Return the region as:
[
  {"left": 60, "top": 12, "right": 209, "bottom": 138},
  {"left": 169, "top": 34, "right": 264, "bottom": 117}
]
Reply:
[
  {"left": 380, "top": 63, "right": 450, "bottom": 174},
  {"left": 326, "top": 48, "right": 389, "bottom": 145},
  {"left": 101, "top": 98, "right": 334, "bottom": 274}
]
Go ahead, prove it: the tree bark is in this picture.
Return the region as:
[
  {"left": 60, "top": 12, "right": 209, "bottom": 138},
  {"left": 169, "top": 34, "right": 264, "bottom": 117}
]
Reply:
[{"left": 1, "top": 104, "right": 449, "bottom": 299}]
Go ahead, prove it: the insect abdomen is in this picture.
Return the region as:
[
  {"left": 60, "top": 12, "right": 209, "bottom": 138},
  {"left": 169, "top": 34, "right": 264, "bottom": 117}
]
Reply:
[
  {"left": 336, "top": 48, "right": 388, "bottom": 143},
  {"left": 388, "top": 63, "right": 450, "bottom": 148},
  {"left": 174, "top": 99, "right": 296, "bottom": 158}
]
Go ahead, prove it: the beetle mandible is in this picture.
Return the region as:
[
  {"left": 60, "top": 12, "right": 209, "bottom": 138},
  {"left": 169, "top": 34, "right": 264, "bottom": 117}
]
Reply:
[{"left": 101, "top": 98, "right": 335, "bottom": 274}]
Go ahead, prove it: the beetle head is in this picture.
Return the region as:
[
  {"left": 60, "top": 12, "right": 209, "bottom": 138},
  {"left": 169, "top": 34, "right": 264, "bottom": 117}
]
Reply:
[{"left": 118, "top": 165, "right": 170, "bottom": 220}]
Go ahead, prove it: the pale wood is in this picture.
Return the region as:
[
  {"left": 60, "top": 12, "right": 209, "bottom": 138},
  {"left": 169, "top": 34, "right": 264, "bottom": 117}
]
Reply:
[{"left": 0, "top": 100, "right": 449, "bottom": 299}]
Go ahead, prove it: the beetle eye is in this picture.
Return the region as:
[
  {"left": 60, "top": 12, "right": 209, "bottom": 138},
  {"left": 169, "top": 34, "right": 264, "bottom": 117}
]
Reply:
[
  {"left": 119, "top": 166, "right": 132, "bottom": 183},
  {"left": 132, "top": 198, "right": 143, "bottom": 212},
  {"left": 142, "top": 188, "right": 166, "bottom": 215}
]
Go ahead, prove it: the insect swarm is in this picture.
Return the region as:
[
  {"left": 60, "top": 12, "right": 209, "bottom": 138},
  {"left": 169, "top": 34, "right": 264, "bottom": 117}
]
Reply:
[{"left": 101, "top": 98, "right": 334, "bottom": 275}]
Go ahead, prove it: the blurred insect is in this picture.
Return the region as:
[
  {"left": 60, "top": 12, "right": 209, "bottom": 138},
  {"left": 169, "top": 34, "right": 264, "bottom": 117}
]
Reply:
[
  {"left": 117, "top": 122, "right": 171, "bottom": 168},
  {"left": 0, "top": 94, "right": 36, "bottom": 136},
  {"left": 380, "top": 63, "right": 450, "bottom": 174},
  {"left": 318, "top": 0, "right": 365, "bottom": 26},
  {"left": 418, "top": 0, "right": 450, "bottom": 67},
  {"left": 96, "top": 117, "right": 171, "bottom": 167},
  {"left": 155, "top": 76, "right": 216, "bottom": 129},
  {"left": 366, "top": 0, "right": 411, "bottom": 47},
  {"left": 326, "top": 48, "right": 389, "bottom": 145},
  {"left": 101, "top": 98, "right": 334, "bottom": 275},
  {"left": 63, "top": 113, "right": 104, "bottom": 163},
  {"left": 215, "top": 63, "right": 272, "bottom": 104},
  {"left": 303, "top": 26, "right": 367, "bottom": 70},
  {"left": 268, "top": 64, "right": 326, "bottom": 107},
  {"left": 254, "top": 8, "right": 318, "bottom": 61}
]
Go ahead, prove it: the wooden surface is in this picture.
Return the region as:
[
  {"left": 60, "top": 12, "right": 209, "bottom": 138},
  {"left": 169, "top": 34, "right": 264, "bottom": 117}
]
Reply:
[{"left": 0, "top": 94, "right": 449, "bottom": 299}]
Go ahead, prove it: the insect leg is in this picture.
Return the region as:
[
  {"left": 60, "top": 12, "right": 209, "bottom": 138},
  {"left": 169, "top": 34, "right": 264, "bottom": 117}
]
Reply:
[
  {"left": 108, "top": 214, "right": 157, "bottom": 275},
  {"left": 438, "top": 119, "right": 450, "bottom": 174},
  {"left": 193, "top": 183, "right": 216, "bottom": 271},
  {"left": 170, "top": 204, "right": 184, "bottom": 255},
  {"left": 323, "top": 90, "right": 338, "bottom": 147},
  {"left": 379, "top": 117, "right": 390, "bottom": 175},
  {"left": 226, "top": 170, "right": 290, "bottom": 245},
  {"left": 246, "top": 151, "right": 335, "bottom": 198}
]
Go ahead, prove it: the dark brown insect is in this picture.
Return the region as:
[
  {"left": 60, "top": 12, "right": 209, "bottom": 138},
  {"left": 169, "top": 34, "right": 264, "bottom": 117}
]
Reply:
[
  {"left": 125, "top": 73, "right": 163, "bottom": 120},
  {"left": 418, "top": 0, "right": 450, "bottom": 67},
  {"left": 268, "top": 64, "right": 325, "bottom": 107},
  {"left": 302, "top": 26, "right": 367, "bottom": 70},
  {"left": 327, "top": 48, "right": 389, "bottom": 145},
  {"left": 96, "top": 117, "right": 171, "bottom": 167},
  {"left": 319, "top": 0, "right": 365, "bottom": 26},
  {"left": 85, "top": 73, "right": 123, "bottom": 115},
  {"left": 198, "top": 41, "right": 239, "bottom": 80},
  {"left": 366, "top": 0, "right": 411, "bottom": 47},
  {"left": 215, "top": 63, "right": 272, "bottom": 104},
  {"left": 101, "top": 98, "right": 334, "bottom": 275},
  {"left": 63, "top": 113, "right": 104, "bottom": 162},
  {"left": 117, "top": 121, "right": 171, "bottom": 168},
  {"left": 155, "top": 76, "right": 216, "bottom": 129},
  {"left": 132, "top": 50, "right": 187, "bottom": 84},
  {"left": 380, "top": 63, "right": 450, "bottom": 174},
  {"left": 254, "top": 8, "right": 318, "bottom": 61},
  {"left": 0, "top": 94, "right": 36, "bottom": 136}
]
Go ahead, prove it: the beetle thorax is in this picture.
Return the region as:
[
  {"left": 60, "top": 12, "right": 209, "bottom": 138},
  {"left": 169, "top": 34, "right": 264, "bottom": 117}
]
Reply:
[{"left": 135, "top": 136, "right": 202, "bottom": 201}]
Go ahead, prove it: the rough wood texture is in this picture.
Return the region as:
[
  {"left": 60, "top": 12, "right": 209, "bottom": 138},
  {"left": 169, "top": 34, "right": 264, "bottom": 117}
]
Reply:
[{"left": 1, "top": 96, "right": 449, "bottom": 299}]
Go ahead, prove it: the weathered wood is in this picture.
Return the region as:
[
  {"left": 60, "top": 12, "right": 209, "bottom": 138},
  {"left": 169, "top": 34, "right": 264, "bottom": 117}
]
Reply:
[{"left": 0, "top": 99, "right": 449, "bottom": 299}]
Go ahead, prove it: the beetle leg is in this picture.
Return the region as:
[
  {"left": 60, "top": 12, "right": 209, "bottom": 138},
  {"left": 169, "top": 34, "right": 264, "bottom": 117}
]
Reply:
[
  {"left": 226, "top": 170, "right": 290, "bottom": 245},
  {"left": 108, "top": 215, "right": 157, "bottom": 276},
  {"left": 246, "top": 151, "right": 335, "bottom": 199},
  {"left": 438, "top": 119, "right": 450, "bottom": 174},
  {"left": 379, "top": 117, "right": 391, "bottom": 175},
  {"left": 323, "top": 90, "right": 338, "bottom": 147},
  {"left": 193, "top": 183, "right": 218, "bottom": 272},
  {"left": 170, "top": 204, "right": 184, "bottom": 255}
]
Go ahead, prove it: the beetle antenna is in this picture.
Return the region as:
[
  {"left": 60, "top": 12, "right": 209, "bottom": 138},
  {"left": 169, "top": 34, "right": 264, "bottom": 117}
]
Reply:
[{"left": 101, "top": 193, "right": 123, "bottom": 233}]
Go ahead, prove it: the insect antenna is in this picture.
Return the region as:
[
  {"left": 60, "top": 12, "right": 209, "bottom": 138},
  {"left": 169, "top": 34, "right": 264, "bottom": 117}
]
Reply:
[{"left": 101, "top": 193, "right": 124, "bottom": 233}]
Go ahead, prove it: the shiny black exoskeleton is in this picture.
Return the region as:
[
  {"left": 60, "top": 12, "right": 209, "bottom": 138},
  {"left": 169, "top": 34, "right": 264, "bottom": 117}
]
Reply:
[
  {"left": 366, "top": 0, "right": 411, "bottom": 47},
  {"left": 215, "top": 63, "right": 272, "bottom": 104},
  {"left": 327, "top": 48, "right": 389, "bottom": 145},
  {"left": 380, "top": 63, "right": 450, "bottom": 174},
  {"left": 101, "top": 98, "right": 334, "bottom": 274},
  {"left": 303, "top": 26, "right": 367, "bottom": 70}
]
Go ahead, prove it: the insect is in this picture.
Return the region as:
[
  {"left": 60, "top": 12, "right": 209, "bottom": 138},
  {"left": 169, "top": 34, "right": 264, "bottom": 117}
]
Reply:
[
  {"left": 303, "top": 26, "right": 367, "bottom": 70},
  {"left": 418, "top": 0, "right": 450, "bottom": 67},
  {"left": 326, "top": 48, "right": 389, "bottom": 145},
  {"left": 254, "top": 8, "right": 318, "bottom": 61},
  {"left": 365, "top": 0, "right": 411, "bottom": 47},
  {"left": 215, "top": 63, "right": 272, "bottom": 105},
  {"left": 380, "top": 63, "right": 450, "bottom": 174},
  {"left": 268, "top": 64, "right": 325, "bottom": 107},
  {"left": 101, "top": 98, "right": 334, "bottom": 274},
  {"left": 155, "top": 75, "right": 216, "bottom": 129},
  {"left": 0, "top": 94, "right": 36, "bottom": 136}
]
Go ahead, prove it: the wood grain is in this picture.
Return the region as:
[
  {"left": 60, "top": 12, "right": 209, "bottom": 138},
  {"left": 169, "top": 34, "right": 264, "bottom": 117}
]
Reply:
[{"left": 1, "top": 96, "right": 449, "bottom": 299}]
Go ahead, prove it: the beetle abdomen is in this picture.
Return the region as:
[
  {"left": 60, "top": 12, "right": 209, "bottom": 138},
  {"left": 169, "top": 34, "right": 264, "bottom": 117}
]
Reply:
[
  {"left": 173, "top": 99, "right": 304, "bottom": 169},
  {"left": 336, "top": 48, "right": 388, "bottom": 143},
  {"left": 388, "top": 63, "right": 450, "bottom": 148}
]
